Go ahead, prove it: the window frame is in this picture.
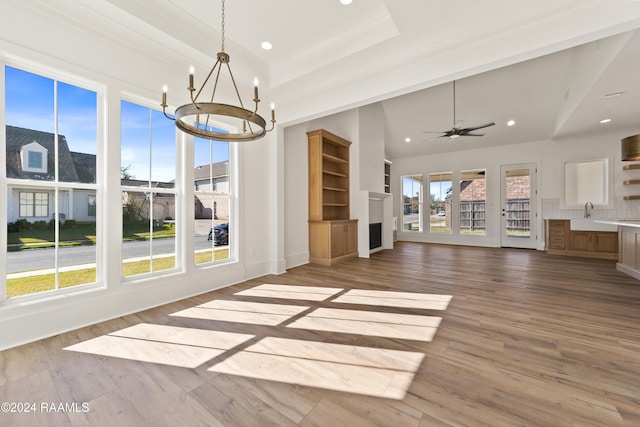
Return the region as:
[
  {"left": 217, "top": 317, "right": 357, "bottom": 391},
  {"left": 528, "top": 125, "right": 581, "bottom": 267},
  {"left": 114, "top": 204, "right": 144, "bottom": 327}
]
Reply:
[
  {"left": 401, "top": 174, "right": 423, "bottom": 233},
  {"left": 19, "top": 191, "right": 49, "bottom": 217},
  {"left": 429, "top": 172, "right": 453, "bottom": 234},
  {"left": 120, "top": 98, "right": 180, "bottom": 281},
  {"left": 2, "top": 61, "right": 104, "bottom": 303}
]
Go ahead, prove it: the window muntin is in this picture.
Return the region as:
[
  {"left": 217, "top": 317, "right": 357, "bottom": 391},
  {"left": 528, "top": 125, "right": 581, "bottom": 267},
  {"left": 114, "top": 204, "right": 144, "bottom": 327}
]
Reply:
[
  {"left": 429, "top": 172, "right": 452, "bottom": 233},
  {"left": 459, "top": 170, "right": 486, "bottom": 235},
  {"left": 402, "top": 175, "right": 422, "bottom": 232},
  {"left": 4, "top": 65, "right": 99, "bottom": 299},
  {"left": 120, "top": 101, "right": 178, "bottom": 278},
  {"left": 194, "top": 135, "right": 230, "bottom": 265}
]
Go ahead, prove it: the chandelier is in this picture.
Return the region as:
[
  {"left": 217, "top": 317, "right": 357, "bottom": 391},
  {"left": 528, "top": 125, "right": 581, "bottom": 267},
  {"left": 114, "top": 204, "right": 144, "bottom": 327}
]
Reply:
[{"left": 161, "top": 0, "right": 275, "bottom": 141}]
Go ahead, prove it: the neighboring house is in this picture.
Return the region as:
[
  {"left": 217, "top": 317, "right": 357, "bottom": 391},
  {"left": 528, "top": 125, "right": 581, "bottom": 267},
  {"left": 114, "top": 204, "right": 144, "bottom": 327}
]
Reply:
[
  {"left": 194, "top": 162, "right": 229, "bottom": 220},
  {"left": 121, "top": 178, "right": 177, "bottom": 224},
  {"left": 5, "top": 125, "right": 96, "bottom": 223},
  {"left": 458, "top": 175, "right": 531, "bottom": 232},
  {"left": 6, "top": 125, "right": 230, "bottom": 224}
]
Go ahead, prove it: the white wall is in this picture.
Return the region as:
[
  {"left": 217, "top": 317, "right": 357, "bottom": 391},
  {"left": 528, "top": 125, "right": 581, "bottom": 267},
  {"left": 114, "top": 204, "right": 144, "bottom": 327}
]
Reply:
[
  {"left": 358, "top": 104, "right": 386, "bottom": 193},
  {"left": 0, "top": 1, "right": 275, "bottom": 350}
]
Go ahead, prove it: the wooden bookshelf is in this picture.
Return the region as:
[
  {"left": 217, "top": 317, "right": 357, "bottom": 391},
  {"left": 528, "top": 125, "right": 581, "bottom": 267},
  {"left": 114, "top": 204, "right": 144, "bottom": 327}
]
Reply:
[{"left": 307, "top": 129, "right": 358, "bottom": 265}]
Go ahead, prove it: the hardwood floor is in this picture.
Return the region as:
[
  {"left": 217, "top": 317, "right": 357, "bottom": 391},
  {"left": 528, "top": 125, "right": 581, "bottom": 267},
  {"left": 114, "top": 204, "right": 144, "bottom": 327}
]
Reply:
[{"left": 1, "top": 242, "right": 639, "bottom": 426}]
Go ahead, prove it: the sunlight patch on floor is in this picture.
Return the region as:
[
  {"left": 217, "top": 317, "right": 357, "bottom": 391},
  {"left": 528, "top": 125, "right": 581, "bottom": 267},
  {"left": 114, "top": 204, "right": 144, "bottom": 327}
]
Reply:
[
  {"left": 287, "top": 307, "right": 442, "bottom": 341},
  {"left": 65, "top": 323, "right": 254, "bottom": 368},
  {"left": 170, "top": 300, "right": 309, "bottom": 325},
  {"left": 208, "top": 337, "right": 424, "bottom": 399},
  {"left": 234, "top": 284, "right": 344, "bottom": 301},
  {"left": 333, "top": 289, "right": 452, "bottom": 310},
  {"left": 64, "top": 284, "right": 452, "bottom": 398}
]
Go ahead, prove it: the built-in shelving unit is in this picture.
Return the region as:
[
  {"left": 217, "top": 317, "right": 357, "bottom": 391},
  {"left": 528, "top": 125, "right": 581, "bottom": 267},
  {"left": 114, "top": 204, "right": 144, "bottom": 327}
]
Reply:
[
  {"left": 384, "top": 160, "right": 391, "bottom": 194},
  {"left": 307, "top": 129, "right": 358, "bottom": 265},
  {"left": 623, "top": 164, "right": 640, "bottom": 200}
]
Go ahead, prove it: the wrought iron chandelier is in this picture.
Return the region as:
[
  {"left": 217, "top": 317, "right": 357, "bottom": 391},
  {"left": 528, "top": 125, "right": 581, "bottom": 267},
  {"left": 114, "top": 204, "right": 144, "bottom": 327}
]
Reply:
[{"left": 161, "top": 0, "right": 275, "bottom": 141}]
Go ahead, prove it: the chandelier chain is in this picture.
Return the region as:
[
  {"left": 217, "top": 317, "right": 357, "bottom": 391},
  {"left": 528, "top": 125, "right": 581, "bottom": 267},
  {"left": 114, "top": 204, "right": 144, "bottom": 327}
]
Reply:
[
  {"left": 161, "top": 0, "right": 275, "bottom": 141},
  {"left": 221, "top": 0, "right": 225, "bottom": 52}
]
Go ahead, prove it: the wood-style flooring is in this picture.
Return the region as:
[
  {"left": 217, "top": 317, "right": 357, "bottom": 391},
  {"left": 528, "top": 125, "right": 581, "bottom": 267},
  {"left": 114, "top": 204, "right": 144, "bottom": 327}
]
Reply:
[{"left": 1, "top": 242, "right": 639, "bottom": 426}]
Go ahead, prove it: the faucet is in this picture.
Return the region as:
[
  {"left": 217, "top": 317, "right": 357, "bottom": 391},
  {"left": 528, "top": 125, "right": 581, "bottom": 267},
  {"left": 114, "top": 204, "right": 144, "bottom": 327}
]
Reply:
[{"left": 584, "top": 201, "right": 594, "bottom": 218}]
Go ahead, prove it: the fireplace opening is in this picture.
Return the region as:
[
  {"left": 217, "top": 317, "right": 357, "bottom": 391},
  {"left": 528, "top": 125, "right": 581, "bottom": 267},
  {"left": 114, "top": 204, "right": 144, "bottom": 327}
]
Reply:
[{"left": 369, "top": 222, "right": 382, "bottom": 250}]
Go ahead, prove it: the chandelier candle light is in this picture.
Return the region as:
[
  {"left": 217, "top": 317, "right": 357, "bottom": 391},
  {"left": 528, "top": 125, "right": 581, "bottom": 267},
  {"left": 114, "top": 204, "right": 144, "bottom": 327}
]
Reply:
[{"left": 161, "top": 0, "right": 275, "bottom": 141}]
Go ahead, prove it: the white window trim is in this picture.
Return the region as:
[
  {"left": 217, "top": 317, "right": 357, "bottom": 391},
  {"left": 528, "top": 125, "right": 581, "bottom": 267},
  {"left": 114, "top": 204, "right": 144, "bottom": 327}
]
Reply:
[{"left": 20, "top": 141, "right": 48, "bottom": 173}]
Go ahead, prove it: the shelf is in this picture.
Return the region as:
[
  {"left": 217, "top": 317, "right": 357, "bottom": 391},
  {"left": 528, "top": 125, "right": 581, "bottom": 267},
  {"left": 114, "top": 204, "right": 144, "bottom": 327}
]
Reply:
[
  {"left": 323, "top": 153, "right": 348, "bottom": 164},
  {"left": 623, "top": 195, "right": 640, "bottom": 200},
  {"left": 624, "top": 180, "right": 640, "bottom": 185},
  {"left": 623, "top": 164, "right": 640, "bottom": 170},
  {"left": 323, "top": 186, "right": 347, "bottom": 192},
  {"left": 323, "top": 203, "right": 348, "bottom": 207},
  {"left": 323, "top": 169, "right": 348, "bottom": 178}
]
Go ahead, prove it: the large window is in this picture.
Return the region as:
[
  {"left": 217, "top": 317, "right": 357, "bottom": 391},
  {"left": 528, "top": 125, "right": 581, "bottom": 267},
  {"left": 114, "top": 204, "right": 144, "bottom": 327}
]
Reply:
[
  {"left": 4, "top": 65, "right": 99, "bottom": 299},
  {"left": 429, "top": 172, "right": 452, "bottom": 233},
  {"left": 459, "top": 170, "right": 486, "bottom": 235},
  {"left": 120, "top": 101, "right": 177, "bottom": 278},
  {"left": 402, "top": 175, "right": 422, "bottom": 232},
  {"left": 194, "top": 135, "right": 231, "bottom": 265}
]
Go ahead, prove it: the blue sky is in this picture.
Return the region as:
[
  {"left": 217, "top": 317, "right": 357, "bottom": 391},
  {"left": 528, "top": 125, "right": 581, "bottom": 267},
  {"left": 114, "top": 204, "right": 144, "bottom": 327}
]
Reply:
[
  {"left": 6, "top": 66, "right": 228, "bottom": 183},
  {"left": 5, "top": 66, "right": 97, "bottom": 155}
]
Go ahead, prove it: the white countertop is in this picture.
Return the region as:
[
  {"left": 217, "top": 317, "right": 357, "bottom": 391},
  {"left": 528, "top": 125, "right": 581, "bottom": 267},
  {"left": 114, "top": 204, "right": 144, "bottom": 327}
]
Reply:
[{"left": 594, "top": 219, "right": 640, "bottom": 228}]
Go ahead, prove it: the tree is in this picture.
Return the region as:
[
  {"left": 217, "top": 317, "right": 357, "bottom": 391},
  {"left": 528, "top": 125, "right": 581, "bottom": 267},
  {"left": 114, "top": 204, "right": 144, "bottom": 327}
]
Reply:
[{"left": 121, "top": 165, "right": 134, "bottom": 180}]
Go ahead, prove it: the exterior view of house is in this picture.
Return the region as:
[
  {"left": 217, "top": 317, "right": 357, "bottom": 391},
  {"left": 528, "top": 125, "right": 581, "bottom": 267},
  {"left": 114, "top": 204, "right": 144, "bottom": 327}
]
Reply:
[
  {"left": 194, "top": 162, "right": 229, "bottom": 220},
  {"left": 6, "top": 125, "right": 230, "bottom": 224},
  {"left": 5, "top": 125, "right": 96, "bottom": 223}
]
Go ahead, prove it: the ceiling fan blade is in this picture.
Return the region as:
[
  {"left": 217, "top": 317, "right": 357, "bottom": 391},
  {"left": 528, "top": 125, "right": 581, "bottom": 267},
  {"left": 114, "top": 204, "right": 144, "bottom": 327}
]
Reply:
[
  {"left": 421, "top": 135, "right": 448, "bottom": 142},
  {"left": 461, "top": 133, "right": 485, "bottom": 137},
  {"left": 461, "top": 122, "right": 495, "bottom": 132}
]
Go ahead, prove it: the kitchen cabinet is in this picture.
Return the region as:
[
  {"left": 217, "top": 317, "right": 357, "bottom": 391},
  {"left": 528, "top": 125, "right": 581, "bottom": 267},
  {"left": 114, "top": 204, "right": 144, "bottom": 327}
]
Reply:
[
  {"left": 545, "top": 219, "right": 568, "bottom": 255},
  {"left": 545, "top": 219, "right": 618, "bottom": 260},
  {"left": 617, "top": 226, "right": 640, "bottom": 280},
  {"left": 568, "top": 231, "right": 617, "bottom": 257}
]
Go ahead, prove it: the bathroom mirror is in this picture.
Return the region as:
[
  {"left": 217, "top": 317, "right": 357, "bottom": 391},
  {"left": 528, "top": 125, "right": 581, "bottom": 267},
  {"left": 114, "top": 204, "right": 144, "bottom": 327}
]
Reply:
[{"left": 564, "top": 159, "right": 609, "bottom": 207}]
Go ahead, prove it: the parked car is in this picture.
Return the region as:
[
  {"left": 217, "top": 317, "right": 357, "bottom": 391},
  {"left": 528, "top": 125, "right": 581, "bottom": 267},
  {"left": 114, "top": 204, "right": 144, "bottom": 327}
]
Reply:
[
  {"left": 207, "top": 223, "right": 229, "bottom": 245},
  {"left": 438, "top": 211, "right": 446, "bottom": 217}
]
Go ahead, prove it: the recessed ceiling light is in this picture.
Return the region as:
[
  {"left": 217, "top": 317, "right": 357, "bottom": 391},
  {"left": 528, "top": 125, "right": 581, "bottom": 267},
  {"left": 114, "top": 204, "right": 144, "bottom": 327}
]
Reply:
[
  {"left": 600, "top": 118, "right": 612, "bottom": 124},
  {"left": 261, "top": 41, "right": 272, "bottom": 50},
  {"left": 507, "top": 119, "right": 516, "bottom": 127},
  {"left": 340, "top": 0, "right": 353, "bottom": 4},
  {"left": 404, "top": 137, "right": 411, "bottom": 143}
]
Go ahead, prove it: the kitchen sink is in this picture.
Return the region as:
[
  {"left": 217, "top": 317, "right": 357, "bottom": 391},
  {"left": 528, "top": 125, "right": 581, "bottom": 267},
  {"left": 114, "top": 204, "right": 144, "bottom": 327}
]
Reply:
[{"left": 570, "top": 219, "right": 618, "bottom": 232}]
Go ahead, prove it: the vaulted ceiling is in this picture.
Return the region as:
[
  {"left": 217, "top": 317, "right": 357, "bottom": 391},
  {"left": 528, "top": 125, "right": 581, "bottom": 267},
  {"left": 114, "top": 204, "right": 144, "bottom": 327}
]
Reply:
[{"left": 48, "top": 0, "right": 640, "bottom": 158}]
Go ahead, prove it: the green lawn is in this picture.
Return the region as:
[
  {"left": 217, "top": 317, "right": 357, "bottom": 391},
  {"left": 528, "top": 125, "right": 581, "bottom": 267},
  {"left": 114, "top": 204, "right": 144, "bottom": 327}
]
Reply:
[
  {"left": 7, "top": 248, "right": 230, "bottom": 298},
  {"left": 7, "top": 222, "right": 176, "bottom": 251}
]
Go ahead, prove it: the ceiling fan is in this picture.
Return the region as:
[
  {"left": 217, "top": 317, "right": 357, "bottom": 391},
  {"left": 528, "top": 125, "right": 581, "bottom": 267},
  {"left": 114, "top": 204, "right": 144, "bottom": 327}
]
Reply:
[{"left": 422, "top": 80, "right": 495, "bottom": 141}]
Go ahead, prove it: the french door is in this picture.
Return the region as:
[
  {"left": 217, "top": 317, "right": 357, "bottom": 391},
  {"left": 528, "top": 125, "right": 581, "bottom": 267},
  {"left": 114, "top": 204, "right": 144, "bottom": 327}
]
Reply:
[{"left": 500, "top": 164, "right": 537, "bottom": 249}]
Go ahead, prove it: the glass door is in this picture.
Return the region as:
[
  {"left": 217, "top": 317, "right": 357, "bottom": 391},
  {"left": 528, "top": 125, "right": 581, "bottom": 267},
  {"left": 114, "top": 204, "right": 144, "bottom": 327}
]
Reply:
[{"left": 500, "top": 164, "right": 537, "bottom": 249}]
